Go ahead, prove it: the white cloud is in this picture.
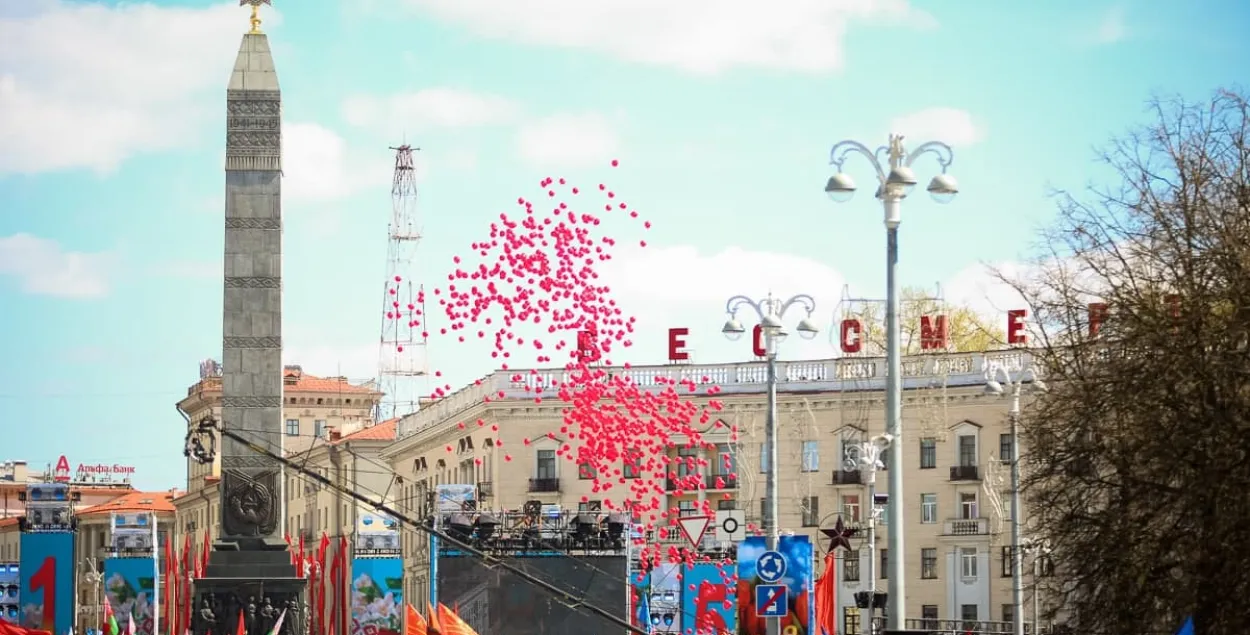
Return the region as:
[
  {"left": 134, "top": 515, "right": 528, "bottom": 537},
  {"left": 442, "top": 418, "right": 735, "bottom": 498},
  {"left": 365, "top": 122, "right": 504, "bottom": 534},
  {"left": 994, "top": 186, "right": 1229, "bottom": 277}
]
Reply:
[
  {"left": 515, "top": 113, "right": 622, "bottom": 167},
  {"left": 888, "top": 108, "right": 984, "bottom": 148},
  {"left": 158, "top": 260, "right": 220, "bottom": 281},
  {"left": 0, "top": 233, "right": 115, "bottom": 298},
  {"left": 283, "top": 122, "right": 390, "bottom": 203},
  {"left": 943, "top": 261, "right": 1029, "bottom": 317},
  {"left": 342, "top": 88, "right": 519, "bottom": 130},
  {"left": 1092, "top": 6, "right": 1128, "bottom": 45},
  {"left": 0, "top": 0, "right": 276, "bottom": 174},
  {"left": 401, "top": 0, "right": 934, "bottom": 74}
]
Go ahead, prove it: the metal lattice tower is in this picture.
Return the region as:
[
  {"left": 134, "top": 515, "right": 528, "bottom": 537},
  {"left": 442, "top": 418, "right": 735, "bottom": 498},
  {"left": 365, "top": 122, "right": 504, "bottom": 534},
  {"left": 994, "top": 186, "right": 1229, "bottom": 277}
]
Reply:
[{"left": 377, "top": 144, "right": 428, "bottom": 421}]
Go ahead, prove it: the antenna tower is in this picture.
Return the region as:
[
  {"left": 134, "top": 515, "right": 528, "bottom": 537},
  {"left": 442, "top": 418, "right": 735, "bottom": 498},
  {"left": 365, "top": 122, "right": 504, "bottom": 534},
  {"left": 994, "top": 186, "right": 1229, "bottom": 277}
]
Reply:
[{"left": 377, "top": 144, "right": 428, "bottom": 421}]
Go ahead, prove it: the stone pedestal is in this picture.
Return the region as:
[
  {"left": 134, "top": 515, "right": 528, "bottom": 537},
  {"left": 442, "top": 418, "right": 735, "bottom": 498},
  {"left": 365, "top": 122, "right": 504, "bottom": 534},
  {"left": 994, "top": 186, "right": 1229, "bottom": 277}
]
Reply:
[{"left": 191, "top": 551, "right": 306, "bottom": 635}]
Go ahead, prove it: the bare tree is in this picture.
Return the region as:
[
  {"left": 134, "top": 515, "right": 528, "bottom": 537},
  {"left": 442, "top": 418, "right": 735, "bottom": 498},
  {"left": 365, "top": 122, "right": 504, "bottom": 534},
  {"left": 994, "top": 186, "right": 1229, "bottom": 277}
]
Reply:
[
  {"left": 1004, "top": 89, "right": 1250, "bottom": 635},
  {"left": 842, "top": 285, "right": 1007, "bottom": 354}
]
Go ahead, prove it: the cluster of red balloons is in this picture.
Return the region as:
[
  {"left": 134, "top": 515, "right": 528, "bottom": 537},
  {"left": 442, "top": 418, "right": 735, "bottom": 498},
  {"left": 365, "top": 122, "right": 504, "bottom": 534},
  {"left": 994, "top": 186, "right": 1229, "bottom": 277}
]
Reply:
[{"left": 386, "top": 159, "right": 747, "bottom": 621}]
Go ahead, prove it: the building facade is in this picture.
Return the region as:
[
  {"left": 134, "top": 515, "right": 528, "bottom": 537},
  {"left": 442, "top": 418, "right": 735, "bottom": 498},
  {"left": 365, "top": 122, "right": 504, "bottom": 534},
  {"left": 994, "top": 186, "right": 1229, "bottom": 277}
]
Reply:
[
  {"left": 381, "top": 350, "right": 1051, "bottom": 632},
  {"left": 172, "top": 362, "right": 383, "bottom": 547}
]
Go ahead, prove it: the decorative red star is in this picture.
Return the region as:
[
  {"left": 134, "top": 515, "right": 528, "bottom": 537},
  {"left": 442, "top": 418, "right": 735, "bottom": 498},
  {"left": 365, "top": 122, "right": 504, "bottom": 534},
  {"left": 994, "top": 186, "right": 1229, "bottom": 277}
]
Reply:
[{"left": 821, "top": 516, "right": 858, "bottom": 553}]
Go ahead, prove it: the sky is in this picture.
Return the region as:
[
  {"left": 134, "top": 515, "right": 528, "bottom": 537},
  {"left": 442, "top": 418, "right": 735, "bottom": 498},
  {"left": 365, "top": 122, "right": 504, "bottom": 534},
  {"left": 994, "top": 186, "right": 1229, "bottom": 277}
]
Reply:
[{"left": 1, "top": 0, "right": 1246, "bottom": 490}]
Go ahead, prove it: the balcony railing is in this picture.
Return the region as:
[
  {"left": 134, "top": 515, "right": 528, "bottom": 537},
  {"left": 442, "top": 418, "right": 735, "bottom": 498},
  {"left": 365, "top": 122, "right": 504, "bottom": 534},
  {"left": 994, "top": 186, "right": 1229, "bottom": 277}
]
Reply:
[
  {"left": 528, "top": 478, "right": 560, "bottom": 493},
  {"left": 905, "top": 618, "right": 1045, "bottom": 634},
  {"left": 943, "top": 517, "right": 990, "bottom": 536},
  {"left": 665, "top": 474, "right": 738, "bottom": 491},
  {"left": 478, "top": 481, "right": 494, "bottom": 497},
  {"left": 832, "top": 469, "right": 862, "bottom": 485},
  {"left": 950, "top": 464, "right": 981, "bottom": 481}
]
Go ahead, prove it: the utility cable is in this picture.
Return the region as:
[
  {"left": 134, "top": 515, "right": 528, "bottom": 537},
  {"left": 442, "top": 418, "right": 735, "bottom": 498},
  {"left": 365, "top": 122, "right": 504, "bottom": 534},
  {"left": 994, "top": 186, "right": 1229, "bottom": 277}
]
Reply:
[{"left": 220, "top": 427, "right": 647, "bottom": 635}]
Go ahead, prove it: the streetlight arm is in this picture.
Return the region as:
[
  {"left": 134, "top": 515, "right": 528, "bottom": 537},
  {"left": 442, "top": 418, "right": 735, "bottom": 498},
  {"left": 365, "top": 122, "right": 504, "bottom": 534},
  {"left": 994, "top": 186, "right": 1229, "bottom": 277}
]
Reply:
[
  {"left": 725, "top": 295, "right": 767, "bottom": 320},
  {"left": 777, "top": 294, "right": 818, "bottom": 317},
  {"left": 903, "top": 140, "right": 955, "bottom": 172},
  {"left": 828, "top": 140, "right": 887, "bottom": 181}
]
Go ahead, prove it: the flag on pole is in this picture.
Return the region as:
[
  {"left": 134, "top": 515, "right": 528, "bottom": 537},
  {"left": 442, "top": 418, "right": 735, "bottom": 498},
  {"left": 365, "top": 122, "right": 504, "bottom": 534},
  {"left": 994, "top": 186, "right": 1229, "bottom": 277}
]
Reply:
[
  {"left": 1175, "top": 617, "right": 1194, "bottom": 635},
  {"left": 235, "top": 610, "right": 246, "bottom": 635},
  {"left": 435, "top": 604, "right": 478, "bottom": 635},
  {"left": 103, "top": 597, "right": 120, "bottom": 635},
  {"left": 126, "top": 613, "right": 135, "bottom": 635},
  {"left": 814, "top": 551, "right": 836, "bottom": 635},
  {"left": 636, "top": 591, "right": 651, "bottom": 635},
  {"left": 426, "top": 604, "right": 442, "bottom": 635},
  {"left": 267, "top": 609, "right": 287, "bottom": 635},
  {"left": 404, "top": 604, "right": 427, "bottom": 635}
]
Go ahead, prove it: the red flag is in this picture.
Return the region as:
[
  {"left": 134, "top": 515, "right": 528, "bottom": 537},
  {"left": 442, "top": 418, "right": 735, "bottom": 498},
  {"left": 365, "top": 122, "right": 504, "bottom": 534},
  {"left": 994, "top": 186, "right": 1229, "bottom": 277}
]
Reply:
[
  {"left": 297, "top": 533, "right": 306, "bottom": 578},
  {"left": 426, "top": 604, "right": 442, "bottom": 635},
  {"left": 162, "top": 537, "right": 172, "bottom": 635},
  {"left": 329, "top": 536, "right": 348, "bottom": 635},
  {"left": 404, "top": 604, "right": 428, "bottom": 635},
  {"left": 235, "top": 609, "right": 246, "bottom": 635},
  {"left": 201, "top": 529, "right": 211, "bottom": 575},
  {"left": 285, "top": 533, "right": 296, "bottom": 566},
  {"left": 182, "top": 535, "right": 193, "bottom": 635},
  {"left": 316, "top": 534, "right": 331, "bottom": 635},
  {"left": 436, "top": 604, "right": 477, "bottom": 635},
  {"left": 814, "top": 552, "right": 837, "bottom": 635}
]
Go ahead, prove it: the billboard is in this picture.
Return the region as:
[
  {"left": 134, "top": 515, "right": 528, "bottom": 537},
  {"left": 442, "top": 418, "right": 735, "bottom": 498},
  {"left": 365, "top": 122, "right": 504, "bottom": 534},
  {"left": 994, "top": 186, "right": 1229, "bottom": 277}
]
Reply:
[
  {"left": 103, "top": 558, "right": 159, "bottom": 635},
  {"left": 438, "top": 555, "right": 626, "bottom": 635},
  {"left": 737, "top": 535, "right": 814, "bottom": 635},
  {"left": 354, "top": 513, "right": 400, "bottom": 555},
  {"left": 19, "top": 532, "right": 75, "bottom": 634},
  {"left": 434, "top": 484, "right": 475, "bottom": 513},
  {"left": 681, "top": 562, "right": 737, "bottom": 635},
  {"left": 1, "top": 563, "right": 19, "bottom": 623},
  {"left": 22, "top": 483, "right": 73, "bottom": 531},
  {"left": 349, "top": 558, "right": 403, "bottom": 635}
]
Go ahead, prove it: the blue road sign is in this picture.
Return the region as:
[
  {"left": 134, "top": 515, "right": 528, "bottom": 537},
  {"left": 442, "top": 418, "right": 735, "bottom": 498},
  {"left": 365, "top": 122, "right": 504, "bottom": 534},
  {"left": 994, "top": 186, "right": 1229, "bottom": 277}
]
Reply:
[
  {"left": 755, "top": 550, "right": 787, "bottom": 583},
  {"left": 755, "top": 584, "right": 789, "bottom": 617}
]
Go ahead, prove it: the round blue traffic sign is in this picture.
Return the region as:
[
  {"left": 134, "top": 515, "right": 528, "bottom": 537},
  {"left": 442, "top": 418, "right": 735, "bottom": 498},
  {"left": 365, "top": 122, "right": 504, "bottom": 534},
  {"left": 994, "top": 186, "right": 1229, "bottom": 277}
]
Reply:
[{"left": 755, "top": 550, "right": 787, "bottom": 583}]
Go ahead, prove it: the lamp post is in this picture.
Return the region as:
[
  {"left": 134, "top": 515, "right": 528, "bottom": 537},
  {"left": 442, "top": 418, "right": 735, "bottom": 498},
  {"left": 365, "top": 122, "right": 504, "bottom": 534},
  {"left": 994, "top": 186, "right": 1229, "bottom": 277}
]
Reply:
[
  {"left": 721, "top": 293, "right": 819, "bottom": 635},
  {"left": 985, "top": 362, "right": 1048, "bottom": 635},
  {"left": 843, "top": 434, "right": 894, "bottom": 635},
  {"left": 825, "top": 134, "right": 959, "bottom": 630},
  {"left": 1020, "top": 537, "right": 1052, "bottom": 634}
]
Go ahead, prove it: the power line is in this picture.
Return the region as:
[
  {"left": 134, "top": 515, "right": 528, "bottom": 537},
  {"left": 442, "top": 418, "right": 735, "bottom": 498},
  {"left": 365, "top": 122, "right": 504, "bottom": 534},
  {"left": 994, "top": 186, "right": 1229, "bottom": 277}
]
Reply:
[{"left": 220, "top": 426, "right": 646, "bottom": 635}]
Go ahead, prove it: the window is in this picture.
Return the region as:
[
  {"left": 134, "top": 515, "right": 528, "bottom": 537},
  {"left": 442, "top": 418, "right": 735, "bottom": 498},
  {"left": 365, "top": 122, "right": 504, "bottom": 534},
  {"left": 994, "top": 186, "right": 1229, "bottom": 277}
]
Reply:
[
  {"left": 841, "top": 494, "right": 861, "bottom": 522},
  {"left": 801, "top": 497, "right": 819, "bottom": 527},
  {"left": 678, "top": 500, "right": 698, "bottom": 517},
  {"left": 536, "top": 450, "right": 556, "bottom": 479},
  {"left": 960, "top": 492, "right": 978, "bottom": 519},
  {"left": 960, "top": 548, "right": 978, "bottom": 579},
  {"left": 999, "top": 433, "right": 1013, "bottom": 462},
  {"left": 921, "top": 548, "right": 937, "bottom": 579},
  {"left": 914, "top": 438, "right": 935, "bottom": 470},
  {"left": 717, "top": 499, "right": 736, "bottom": 511},
  {"left": 285, "top": 419, "right": 299, "bottom": 436},
  {"left": 843, "top": 549, "right": 860, "bottom": 582},
  {"left": 961, "top": 604, "right": 978, "bottom": 622},
  {"left": 623, "top": 448, "right": 641, "bottom": 479},
  {"left": 958, "top": 435, "right": 977, "bottom": 466},
  {"left": 1001, "top": 546, "right": 1015, "bottom": 577},
  {"left": 314, "top": 419, "right": 326, "bottom": 438},
  {"left": 880, "top": 548, "right": 888, "bottom": 579},
  {"left": 759, "top": 443, "right": 769, "bottom": 473},
  {"left": 921, "top": 493, "right": 937, "bottom": 524},
  {"left": 578, "top": 463, "right": 596, "bottom": 480},
  {"left": 801, "top": 441, "right": 820, "bottom": 472},
  {"left": 715, "top": 443, "right": 736, "bottom": 476},
  {"left": 843, "top": 608, "right": 861, "bottom": 635},
  {"left": 677, "top": 446, "right": 698, "bottom": 477},
  {"left": 921, "top": 605, "right": 938, "bottom": 620},
  {"left": 1002, "top": 604, "right": 1014, "bottom": 623},
  {"left": 1002, "top": 490, "right": 1014, "bottom": 522}
]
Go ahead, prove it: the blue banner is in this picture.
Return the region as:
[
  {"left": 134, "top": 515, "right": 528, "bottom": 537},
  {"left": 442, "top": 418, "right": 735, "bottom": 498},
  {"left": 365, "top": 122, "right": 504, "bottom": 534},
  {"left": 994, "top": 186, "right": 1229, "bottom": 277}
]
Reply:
[
  {"left": 680, "top": 562, "right": 737, "bottom": 635},
  {"left": 349, "top": 558, "right": 403, "bottom": 635},
  {"left": 19, "top": 532, "right": 75, "bottom": 635},
  {"left": 103, "top": 558, "right": 159, "bottom": 635},
  {"left": 737, "top": 535, "right": 814, "bottom": 635}
]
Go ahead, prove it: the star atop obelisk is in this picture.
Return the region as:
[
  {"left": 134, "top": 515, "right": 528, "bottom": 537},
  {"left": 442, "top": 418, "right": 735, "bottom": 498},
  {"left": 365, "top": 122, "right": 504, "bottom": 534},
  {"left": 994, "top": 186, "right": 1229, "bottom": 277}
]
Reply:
[{"left": 240, "top": 0, "right": 273, "bottom": 34}]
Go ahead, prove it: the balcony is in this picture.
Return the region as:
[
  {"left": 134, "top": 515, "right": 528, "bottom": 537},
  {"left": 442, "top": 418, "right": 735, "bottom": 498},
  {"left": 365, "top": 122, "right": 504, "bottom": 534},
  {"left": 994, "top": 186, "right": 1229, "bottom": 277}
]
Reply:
[
  {"left": 666, "top": 473, "right": 738, "bottom": 491},
  {"left": 942, "top": 517, "right": 990, "bottom": 536},
  {"left": 528, "top": 478, "right": 560, "bottom": 493},
  {"left": 905, "top": 619, "right": 1045, "bottom": 634},
  {"left": 477, "top": 481, "right": 494, "bottom": 498},
  {"left": 832, "top": 469, "right": 862, "bottom": 485},
  {"left": 949, "top": 464, "right": 981, "bottom": 481}
]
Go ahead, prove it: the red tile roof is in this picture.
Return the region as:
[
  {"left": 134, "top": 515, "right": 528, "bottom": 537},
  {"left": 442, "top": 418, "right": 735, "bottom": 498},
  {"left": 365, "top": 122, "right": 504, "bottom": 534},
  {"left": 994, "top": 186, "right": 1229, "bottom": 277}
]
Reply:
[
  {"left": 0, "top": 518, "right": 17, "bottom": 529},
  {"left": 76, "top": 490, "right": 179, "bottom": 517},
  {"left": 335, "top": 418, "right": 397, "bottom": 443},
  {"left": 189, "top": 368, "right": 378, "bottom": 395}
]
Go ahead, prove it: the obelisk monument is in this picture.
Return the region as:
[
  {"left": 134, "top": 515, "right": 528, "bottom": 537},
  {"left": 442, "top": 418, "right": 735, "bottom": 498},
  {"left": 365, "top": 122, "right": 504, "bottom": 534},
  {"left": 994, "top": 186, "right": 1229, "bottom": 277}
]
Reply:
[{"left": 193, "top": 3, "right": 306, "bottom": 634}]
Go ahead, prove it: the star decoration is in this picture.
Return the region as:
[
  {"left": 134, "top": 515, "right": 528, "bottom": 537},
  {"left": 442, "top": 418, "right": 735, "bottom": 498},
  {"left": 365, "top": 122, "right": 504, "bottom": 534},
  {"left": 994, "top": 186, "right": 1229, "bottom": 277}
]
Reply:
[{"left": 821, "top": 516, "right": 858, "bottom": 553}]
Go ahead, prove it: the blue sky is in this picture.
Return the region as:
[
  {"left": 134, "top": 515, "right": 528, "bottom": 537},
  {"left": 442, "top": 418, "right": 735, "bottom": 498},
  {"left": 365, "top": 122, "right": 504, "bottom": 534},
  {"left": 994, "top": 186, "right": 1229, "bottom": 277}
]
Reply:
[{"left": 1, "top": 0, "right": 1246, "bottom": 490}]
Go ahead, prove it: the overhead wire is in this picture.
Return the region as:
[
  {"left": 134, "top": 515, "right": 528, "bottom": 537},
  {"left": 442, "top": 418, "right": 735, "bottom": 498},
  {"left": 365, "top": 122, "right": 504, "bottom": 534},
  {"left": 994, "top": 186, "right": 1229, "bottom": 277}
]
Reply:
[{"left": 219, "top": 426, "right": 648, "bottom": 635}]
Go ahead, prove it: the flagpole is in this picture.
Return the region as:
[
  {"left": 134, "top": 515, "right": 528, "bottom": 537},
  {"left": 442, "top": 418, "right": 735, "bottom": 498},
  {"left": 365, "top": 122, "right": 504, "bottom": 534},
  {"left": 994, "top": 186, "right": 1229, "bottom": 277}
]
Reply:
[{"left": 151, "top": 513, "right": 160, "bottom": 635}]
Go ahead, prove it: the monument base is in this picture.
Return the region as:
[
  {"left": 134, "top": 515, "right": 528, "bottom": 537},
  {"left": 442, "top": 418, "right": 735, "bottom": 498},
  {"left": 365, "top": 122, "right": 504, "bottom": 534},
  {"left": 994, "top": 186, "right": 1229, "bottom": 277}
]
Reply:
[{"left": 192, "top": 550, "right": 307, "bottom": 635}]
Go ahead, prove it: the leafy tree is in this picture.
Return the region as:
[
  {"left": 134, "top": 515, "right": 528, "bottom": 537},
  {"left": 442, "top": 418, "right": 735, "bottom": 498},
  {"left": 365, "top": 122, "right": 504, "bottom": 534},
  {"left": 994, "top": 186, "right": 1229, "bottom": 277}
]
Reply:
[
  {"left": 1003, "top": 89, "right": 1250, "bottom": 635},
  {"left": 840, "top": 285, "right": 1006, "bottom": 354}
]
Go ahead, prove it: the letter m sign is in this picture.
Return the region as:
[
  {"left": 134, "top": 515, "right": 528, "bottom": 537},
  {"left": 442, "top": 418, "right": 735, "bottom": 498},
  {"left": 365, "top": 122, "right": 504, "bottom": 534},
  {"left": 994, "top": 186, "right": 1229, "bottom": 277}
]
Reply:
[{"left": 920, "top": 315, "right": 949, "bottom": 350}]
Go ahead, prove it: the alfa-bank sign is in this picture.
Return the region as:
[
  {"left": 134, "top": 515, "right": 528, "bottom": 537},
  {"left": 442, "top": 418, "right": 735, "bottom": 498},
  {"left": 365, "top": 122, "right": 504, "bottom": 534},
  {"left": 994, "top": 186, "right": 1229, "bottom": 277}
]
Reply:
[
  {"left": 52, "top": 455, "right": 137, "bottom": 482},
  {"left": 578, "top": 303, "right": 1118, "bottom": 362}
]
